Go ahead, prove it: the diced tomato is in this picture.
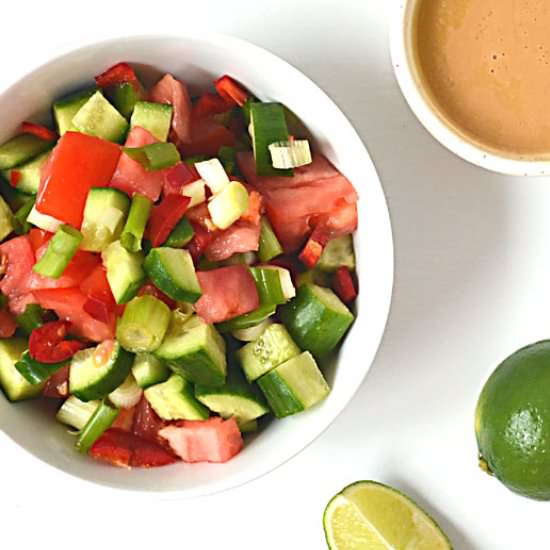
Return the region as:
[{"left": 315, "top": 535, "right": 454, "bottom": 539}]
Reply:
[
  {"left": 298, "top": 225, "right": 331, "bottom": 269},
  {"left": 185, "top": 203, "right": 212, "bottom": 231},
  {"left": 112, "top": 406, "right": 137, "bottom": 432},
  {"left": 29, "top": 321, "right": 83, "bottom": 363},
  {"left": 80, "top": 265, "right": 115, "bottom": 307},
  {"left": 90, "top": 428, "right": 178, "bottom": 468},
  {"left": 33, "top": 288, "right": 115, "bottom": 343},
  {"left": 213, "top": 75, "right": 249, "bottom": 107},
  {"left": 28, "top": 229, "right": 52, "bottom": 254},
  {"left": 145, "top": 194, "right": 191, "bottom": 247},
  {"left": 0, "top": 309, "right": 17, "bottom": 338},
  {"left": 35, "top": 132, "right": 121, "bottom": 228},
  {"left": 9, "top": 171, "right": 21, "bottom": 188},
  {"left": 21, "top": 121, "right": 57, "bottom": 142},
  {"left": 132, "top": 397, "right": 168, "bottom": 445},
  {"left": 0, "top": 235, "right": 34, "bottom": 313},
  {"left": 239, "top": 190, "right": 262, "bottom": 225},
  {"left": 187, "top": 223, "right": 215, "bottom": 262},
  {"left": 192, "top": 92, "right": 233, "bottom": 120},
  {"left": 109, "top": 127, "right": 167, "bottom": 201},
  {"left": 162, "top": 162, "right": 200, "bottom": 196},
  {"left": 95, "top": 62, "right": 138, "bottom": 89},
  {"left": 204, "top": 221, "right": 260, "bottom": 262},
  {"left": 82, "top": 297, "right": 111, "bottom": 324},
  {"left": 149, "top": 74, "right": 192, "bottom": 144},
  {"left": 333, "top": 266, "right": 358, "bottom": 303},
  {"left": 182, "top": 117, "right": 236, "bottom": 157},
  {"left": 43, "top": 365, "right": 70, "bottom": 398},
  {"left": 137, "top": 283, "right": 176, "bottom": 309},
  {"left": 159, "top": 417, "right": 243, "bottom": 463},
  {"left": 195, "top": 266, "right": 259, "bottom": 324}
]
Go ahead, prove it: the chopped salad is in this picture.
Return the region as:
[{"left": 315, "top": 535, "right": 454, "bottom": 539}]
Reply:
[{"left": 0, "top": 63, "right": 358, "bottom": 468}]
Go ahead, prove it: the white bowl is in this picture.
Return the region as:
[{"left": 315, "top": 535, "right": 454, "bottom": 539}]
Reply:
[
  {"left": 390, "top": 1, "right": 550, "bottom": 177},
  {"left": 0, "top": 34, "right": 393, "bottom": 495}
]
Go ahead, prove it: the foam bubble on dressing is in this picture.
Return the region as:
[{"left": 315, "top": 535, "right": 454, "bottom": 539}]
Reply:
[{"left": 414, "top": 0, "right": 550, "bottom": 158}]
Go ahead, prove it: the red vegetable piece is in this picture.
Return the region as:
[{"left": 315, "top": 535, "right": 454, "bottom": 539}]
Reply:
[
  {"left": 132, "top": 397, "right": 168, "bottom": 445},
  {"left": 213, "top": 75, "right": 249, "bottom": 107},
  {"left": 298, "top": 225, "right": 331, "bottom": 268},
  {"left": 43, "top": 365, "right": 70, "bottom": 398},
  {"left": 21, "top": 121, "right": 57, "bottom": 142},
  {"left": 83, "top": 296, "right": 112, "bottom": 324},
  {"left": 9, "top": 171, "right": 21, "bottom": 188},
  {"left": 163, "top": 162, "right": 200, "bottom": 196},
  {"left": 192, "top": 92, "right": 233, "bottom": 120},
  {"left": 0, "top": 309, "right": 17, "bottom": 338},
  {"left": 95, "top": 62, "right": 138, "bottom": 89},
  {"left": 80, "top": 265, "right": 115, "bottom": 307},
  {"left": 29, "top": 321, "right": 83, "bottom": 364},
  {"left": 28, "top": 229, "right": 52, "bottom": 255},
  {"left": 145, "top": 194, "right": 191, "bottom": 247},
  {"left": 187, "top": 223, "right": 215, "bottom": 262},
  {"left": 333, "top": 266, "right": 357, "bottom": 303},
  {"left": 239, "top": 190, "right": 262, "bottom": 225},
  {"left": 111, "top": 406, "right": 136, "bottom": 432},
  {"left": 35, "top": 132, "right": 121, "bottom": 228},
  {"left": 137, "top": 283, "right": 176, "bottom": 309},
  {"left": 182, "top": 117, "right": 236, "bottom": 157}
]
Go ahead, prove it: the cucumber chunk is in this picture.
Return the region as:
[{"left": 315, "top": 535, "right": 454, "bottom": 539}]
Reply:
[
  {"left": 102, "top": 240, "right": 146, "bottom": 304},
  {"left": 0, "top": 134, "right": 52, "bottom": 171},
  {"left": 130, "top": 101, "right": 173, "bottom": 141},
  {"left": 258, "top": 351, "right": 330, "bottom": 418},
  {"left": 237, "top": 323, "right": 300, "bottom": 382},
  {"left": 0, "top": 338, "right": 44, "bottom": 401},
  {"left": 144, "top": 373, "right": 209, "bottom": 421},
  {"left": 81, "top": 188, "right": 130, "bottom": 252},
  {"left": 69, "top": 341, "right": 133, "bottom": 402},
  {"left": 164, "top": 217, "right": 194, "bottom": 248},
  {"left": 0, "top": 195, "right": 14, "bottom": 242},
  {"left": 318, "top": 235, "right": 356, "bottom": 272},
  {"left": 53, "top": 88, "right": 96, "bottom": 135},
  {"left": 131, "top": 353, "right": 170, "bottom": 389},
  {"left": 15, "top": 351, "right": 68, "bottom": 385},
  {"left": 72, "top": 91, "right": 129, "bottom": 143},
  {"left": 144, "top": 247, "right": 202, "bottom": 303},
  {"left": 2, "top": 151, "right": 51, "bottom": 195},
  {"left": 280, "top": 283, "right": 354, "bottom": 357},
  {"left": 155, "top": 314, "right": 227, "bottom": 387}
]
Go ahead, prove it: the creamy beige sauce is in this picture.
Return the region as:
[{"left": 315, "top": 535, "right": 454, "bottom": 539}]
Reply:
[{"left": 414, "top": 0, "right": 550, "bottom": 158}]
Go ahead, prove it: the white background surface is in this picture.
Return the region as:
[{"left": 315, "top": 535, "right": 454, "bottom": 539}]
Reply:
[{"left": 1, "top": 1, "right": 549, "bottom": 548}]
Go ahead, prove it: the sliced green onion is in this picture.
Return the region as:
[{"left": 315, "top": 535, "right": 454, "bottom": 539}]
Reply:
[
  {"left": 108, "top": 373, "right": 143, "bottom": 409},
  {"left": 15, "top": 350, "right": 69, "bottom": 385},
  {"left": 269, "top": 139, "right": 312, "bottom": 169},
  {"left": 208, "top": 181, "right": 249, "bottom": 230},
  {"left": 249, "top": 266, "right": 295, "bottom": 305},
  {"left": 75, "top": 399, "right": 119, "bottom": 454},
  {"left": 13, "top": 198, "right": 35, "bottom": 235},
  {"left": 181, "top": 179, "right": 207, "bottom": 208},
  {"left": 116, "top": 295, "right": 171, "bottom": 353},
  {"left": 15, "top": 303, "right": 45, "bottom": 335},
  {"left": 258, "top": 217, "right": 283, "bottom": 262},
  {"left": 218, "top": 146, "right": 240, "bottom": 176},
  {"left": 57, "top": 396, "right": 100, "bottom": 431},
  {"left": 132, "top": 353, "right": 170, "bottom": 389},
  {"left": 120, "top": 194, "right": 152, "bottom": 252},
  {"left": 164, "top": 217, "right": 194, "bottom": 248},
  {"left": 216, "top": 303, "right": 277, "bottom": 333},
  {"left": 123, "top": 143, "right": 181, "bottom": 171},
  {"left": 233, "top": 318, "right": 272, "bottom": 342},
  {"left": 195, "top": 158, "right": 230, "bottom": 194},
  {"left": 223, "top": 252, "right": 257, "bottom": 266},
  {"left": 26, "top": 203, "right": 63, "bottom": 233},
  {"left": 33, "top": 224, "right": 82, "bottom": 279}
]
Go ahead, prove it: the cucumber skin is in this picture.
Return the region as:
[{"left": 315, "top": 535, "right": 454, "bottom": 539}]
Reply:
[
  {"left": 166, "top": 348, "right": 225, "bottom": 387},
  {"left": 257, "top": 370, "right": 303, "bottom": 418},
  {"left": 216, "top": 304, "right": 276, "bottom": 333},
  {"left": 144, "top": 248, "right": 202, "bottom": 303},
  {"left": 0, "top": 134, "right": 53, "bottom": 171},
  {"left": 132, "top": 354, "right": 170, "bottom": 389},
  {"left": 70, "top": 347, "right": 134, "bottom": 402},
  {"left": 280, "top": 284, "right": 354, "bottom": 358}
]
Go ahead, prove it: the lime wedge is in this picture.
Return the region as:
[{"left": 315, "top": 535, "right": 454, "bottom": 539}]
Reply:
[{"left": 323, "top": 481, "right": 451, "bottom": 550}]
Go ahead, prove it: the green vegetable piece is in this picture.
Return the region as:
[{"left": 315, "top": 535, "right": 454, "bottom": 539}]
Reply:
[
  {"left": 0, "top": 134, "right": 53, "bottom": 171},
  {"left": 116, "top": 295, "right": 171, "bottom": 353},
  {"left": 109, "top": 81, "right": 145, "bottom": 120},
  {"left": 123, "top": 143, "right": 180, "bottom": 171},
  {"left": 120, "top": 194, "right": 153, "bottom": 253},
  {"left": 2, "top": 151, "right": 51, "bottom": 195},
  {"left": 15, "top": 304, "right": 46, "bottom": 334},
  {"left": 0, "top": 195, "right": 14, "bottom": 241},
  {"left": 130, "top": 101, "right": 173, "bottom": 141},
  {"left": 12, "top": 198, "right": 34, "bottom": 235},
  {"left": 53, "top": 88, "right": 96, "bottom": 135},
  {"left": 15, "top": 350, "right": 69, "bottom": 385},
  {"left": 33, "top": 224, "right": 82, "bottom": 279},
  {"left": 218, "top": 146, "right": 239, "bottom": 176},
  {"left": 258, "top": 217, "right": 283, "bottom": 262},
  {"left": 216, "top": 304, "right": 277, "bottom": 333},
  {"left": 318, "top": 235, "right": 356, "bottom": 272},
  {"left": 131, "top": 353, "right": 170, "bottom": 389},
  {"left": 56, "top": 396, "right": 100, "bottom": 431},
  {"left": 164, "top": 217, "right": 194, "bottom": 248},
  {"left": 208, "top": 181, "right": 249, "bottom": 230},
  {"left": 76, "top": 399, "right": 120, "bottom": 454},
  {"left": 249, "top": 266, "right": 295, "bottom": 306}
]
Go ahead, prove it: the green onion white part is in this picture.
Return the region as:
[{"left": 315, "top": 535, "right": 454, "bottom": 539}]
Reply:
[
  {"left": 108, "top": 374, "right": 143, "bottom": 409},
  {"left": 208, "top": 181, "right": 249, "bottom": 230},
  {"left": 268, "top": 139, "right": 312, "bottom": 169},
  {"left": 195, "top": 158, "right": 230, "bottom": 194},
  {"left": 26, "top": 204, "right": 63, "bottom": 233},
  {"left": 56, "top": 396, "right": 100, "bottom": 431}
]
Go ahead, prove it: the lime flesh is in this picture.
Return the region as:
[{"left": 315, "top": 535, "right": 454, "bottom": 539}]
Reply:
[{"left": 323, "top": 481, "right": 451, "bottom": 550}]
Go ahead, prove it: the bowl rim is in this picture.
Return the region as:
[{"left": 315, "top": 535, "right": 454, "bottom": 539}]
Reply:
[
  {"left": 0, "top": 32, "right": 394, "bottom": 496},
  {"left": 390, "top": 0, "right": 550, "bottom": 177}
]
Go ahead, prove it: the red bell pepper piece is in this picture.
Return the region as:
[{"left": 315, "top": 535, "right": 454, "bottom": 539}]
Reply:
[
  {"left": 187, "top": 223, "right": 215, "bottom": 262},
  {"left": 163, "top": 162, "right": 200, "bottom": 196},
  {"left": 29, "top": 321, "right": 84, "bottom": 364},
  {"left": 333, "top": 266, "right": 358, "bottom": 303},
  {"left": 43, "top": 365, "right": 70, "bottom": 398},
  {"left": 21, "top": 121, "right": 57, "bottom": 142},
  {"left": 9, "top": 171, "right": 21, "bottom": 188},
  {"left": 35, "top": 132, "right": 121, "bottom": 228},
  {"left": 28, "top": 229, "right": 52, "bottom": 255},
  {"left": 138, "top": 282, "right": 176, "bottom": 309},
  {"left": 145, "top": 194, "right": 191, "bottom": 247},
  {"left": 298, "top": 225, "right": 331, "bottom": 269},
  {"left": 0, "top": 308, "right": 17, "bottom": 338},
  {"left": 192, "top": 92, "right": 233, "bottom": 120},
  {"left": 213, "top": 75, "right": 249, "bottom": 107},
  {"left": 80, "top": 265, "right": 116, "bottom": 323},
  {"left": 95, "top": 62, "right": 138, "bottom": 89},
  {"left": 239, "top": 190, "right": 262, "bottom": 225}
]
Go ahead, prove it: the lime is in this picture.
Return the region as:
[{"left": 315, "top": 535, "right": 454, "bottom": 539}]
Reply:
[
  {"left": 476, "top": 340, "right": 550, "bottom": 500},
  {"left": 323, "top": 481, "right": 451, "bottom": 550}
]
